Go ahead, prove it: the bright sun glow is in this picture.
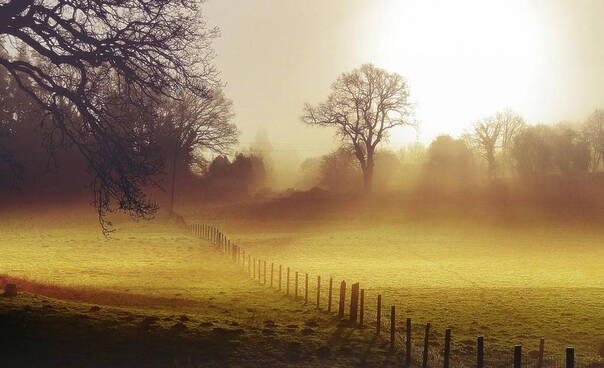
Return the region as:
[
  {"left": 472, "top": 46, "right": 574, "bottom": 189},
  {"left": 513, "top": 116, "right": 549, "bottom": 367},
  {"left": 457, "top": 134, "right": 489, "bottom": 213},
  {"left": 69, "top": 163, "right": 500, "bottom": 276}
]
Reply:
[{"left": 364, "top": 0, "right": 546, "bottom": 145}]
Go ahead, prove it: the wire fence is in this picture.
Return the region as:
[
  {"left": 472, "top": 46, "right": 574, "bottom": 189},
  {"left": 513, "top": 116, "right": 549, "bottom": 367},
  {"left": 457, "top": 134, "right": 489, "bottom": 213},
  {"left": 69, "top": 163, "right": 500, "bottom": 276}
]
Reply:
[{"left": 187, "top": 223, "right": 603, "bottom": 368}]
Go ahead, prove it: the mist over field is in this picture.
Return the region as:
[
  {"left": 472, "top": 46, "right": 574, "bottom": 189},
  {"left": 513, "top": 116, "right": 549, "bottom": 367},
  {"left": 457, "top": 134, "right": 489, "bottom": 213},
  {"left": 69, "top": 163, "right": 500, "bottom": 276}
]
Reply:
[{"left": 2, "top": 0, "right": 604, "bottom": 367}]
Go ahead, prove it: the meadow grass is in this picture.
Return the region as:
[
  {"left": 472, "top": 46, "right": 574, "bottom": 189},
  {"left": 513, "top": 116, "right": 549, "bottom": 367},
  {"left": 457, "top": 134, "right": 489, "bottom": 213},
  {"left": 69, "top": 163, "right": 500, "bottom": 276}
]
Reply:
[
  {"left": 182, "top": 199, "right": 604, "bottom": 365},
  {"left": 0, "top": 204, "right": 407, "bottom": 367}
]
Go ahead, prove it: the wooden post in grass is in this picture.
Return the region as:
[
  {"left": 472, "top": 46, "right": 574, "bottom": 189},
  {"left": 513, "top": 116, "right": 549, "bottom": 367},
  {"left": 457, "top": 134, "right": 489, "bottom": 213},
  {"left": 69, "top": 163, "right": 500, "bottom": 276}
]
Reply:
[
  {"left": 270, "top": 263, "right": 274, "bottom": 287},
  {"left": 286, "top": 267, "right": 290, "bottom": 295},
  {"left": 359, "top": 289, "right": 364, "bottom": 327},
  {"left": 477, "top": 336, "right": 484, "bottom": 368},
  {"left": 406, "top": 318, "right": 412, "bottom": 367},
  {"left": 328, "top": 278, "right": 333, "bottom": 312},
  {"left": 294, "top": 272, "right": 299, "bottom": 299},
  {"left": 304, "top": 273, "right": 309, "bottom": 304},
  {"left": 390, "top": 306, "right": 395, "bottom": 352},
  {"left": 338, "top": 280, "right": 346, "bottom": 318},
  {"left": 566, "top": 347, "right": 574, "bottom": 368},
  {"left": 316, "top": 276, "right": 321, "bottom": 309},
  {"left": 279, "top": 265, "right": 282, "bottom": 291},
  {"left": 444, "top": 328, "right": 451, "bottom": 368},
  {"left": 248, "top": 255, "right": 251, "bottom": 275},
  {"left": 253, "top": 258, "right": 256, "bottom": 280},
  {"left": 242, "top": 249, "right": 245, "bottom": 268},
  {"left": 377, "top": 295, "right": 382, "bottom": 335},
  {"left": 258, "top": 259, "right": 261, "bottom": 282},
  {"left": 422, "top": 323, "right": 430, "bottom": 368},
  {"left": 513, "top": 345, "right": 521, "bottom": 368},
  {"left": 263, "top": 260, "right": 266, "bottom": 284},
  {"left": 537, "top": 338, "right": 544, "bottom": 368},
  {"left": 350, "top": 282, "right": 359, "bottom": 323}
]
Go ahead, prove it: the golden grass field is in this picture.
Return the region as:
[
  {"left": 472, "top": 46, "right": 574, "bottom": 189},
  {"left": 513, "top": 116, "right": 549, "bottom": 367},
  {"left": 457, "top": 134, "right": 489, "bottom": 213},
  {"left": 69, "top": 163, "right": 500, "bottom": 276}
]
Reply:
[
  {"left": 1, "top": 200, "right": 604, "bottom": 367},
  {"left": 183, "top": 198, "right": 604, "bottom": 366},
  {"left": 0, "top": 204, "right": 405, "bottom": 367}
]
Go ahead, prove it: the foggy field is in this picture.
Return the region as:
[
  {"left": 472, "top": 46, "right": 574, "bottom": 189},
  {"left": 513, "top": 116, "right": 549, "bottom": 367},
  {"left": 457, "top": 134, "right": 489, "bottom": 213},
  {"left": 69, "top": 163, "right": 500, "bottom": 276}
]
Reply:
[
  {"left": 0, "top": 206, "right": 406, "bottom": 367},
  {"left": 2, "top": 203, "right": 604, "bottom": 366},
  {"left": 187, "top": 201, "right": 604, "bottom": 364}
]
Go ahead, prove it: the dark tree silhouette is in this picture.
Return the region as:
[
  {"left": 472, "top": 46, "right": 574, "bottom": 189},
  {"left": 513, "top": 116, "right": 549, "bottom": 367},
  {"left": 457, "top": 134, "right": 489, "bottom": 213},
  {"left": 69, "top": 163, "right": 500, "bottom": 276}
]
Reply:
[
  {"left": 583, "top": 109, "right": 604, "bottom": 171},
  {"left": 302, "top": 64, "right": 415, "bottom": 193},
  {"left": 155, "top": 91, "right": 238, "bottom": 214},
  {"left": 469, "top": 110, "right": 525, "bottom": 180},
  {"left": 0, "top": 0, "right": 219, "bottom": 232}
]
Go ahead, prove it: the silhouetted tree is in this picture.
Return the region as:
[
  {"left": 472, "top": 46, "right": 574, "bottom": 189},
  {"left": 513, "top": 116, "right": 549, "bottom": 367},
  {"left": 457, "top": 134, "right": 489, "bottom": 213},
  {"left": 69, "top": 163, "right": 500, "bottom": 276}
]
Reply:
[
  {"left": 302, "top": 64, "right": 415, "bottom": 193},
  {"left": 0, "top": 0, "right": 219, "bottom": 232},
  {"left": 469, "top": 109, "right": 525, "bottom": 180},
  {"left": 423, "top": 135, "right": 474, "bottom": 193},
  {"left": 202, "top": 154, "right": 267, "bottom": 199},
  {"left": 512, "top": 124, "right": 590, "bottom": 179},
  {"left": 155, "top": 91, "right": 237, "bottom": 214},
  {"left": 583, "top": 109, "right": 604, "bottom": 171},
  {"left": 319, "top": 147, "right": 361, "bottom": 193}
]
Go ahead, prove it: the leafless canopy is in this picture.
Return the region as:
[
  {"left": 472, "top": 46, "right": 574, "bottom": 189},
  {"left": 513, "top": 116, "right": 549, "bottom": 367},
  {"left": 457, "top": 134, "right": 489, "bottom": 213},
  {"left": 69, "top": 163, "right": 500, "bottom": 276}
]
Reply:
[
  {"left": 302, "top": 64, "right": 414, "bottom": 192},
  {"left": 469, "top": 109, "right": 525, "bottom": 180},
  {"left": 0, "top": 0, "right": 219, "bottom": 232}
]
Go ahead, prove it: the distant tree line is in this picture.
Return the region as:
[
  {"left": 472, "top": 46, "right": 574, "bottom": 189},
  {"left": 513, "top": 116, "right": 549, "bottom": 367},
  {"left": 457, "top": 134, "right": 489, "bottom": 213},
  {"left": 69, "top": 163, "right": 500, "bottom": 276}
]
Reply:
[{"left": 298, "top": 108, "right": 604, "bottom": 204}]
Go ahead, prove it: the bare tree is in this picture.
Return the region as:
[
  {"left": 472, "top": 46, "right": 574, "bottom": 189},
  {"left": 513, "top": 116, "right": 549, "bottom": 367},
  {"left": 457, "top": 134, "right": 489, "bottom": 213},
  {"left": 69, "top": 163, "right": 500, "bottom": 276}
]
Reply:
[
  {"left": 470, "top": 109, "right": 525, "bottom": 180},
  {"left": 156, "top": 90, "right": 238, "bottom": 214},
  {"left": 583, "top": 109, "right": 604, "bottom": 171},
  {"left": 471, "top": 119, "right": 501, "bottom": 180},
  {"left": 302, "top": 64, "right": 414, "bottom": 193},
  {"left": 0, "top": 0, "right": 219, "bottom": 232}
]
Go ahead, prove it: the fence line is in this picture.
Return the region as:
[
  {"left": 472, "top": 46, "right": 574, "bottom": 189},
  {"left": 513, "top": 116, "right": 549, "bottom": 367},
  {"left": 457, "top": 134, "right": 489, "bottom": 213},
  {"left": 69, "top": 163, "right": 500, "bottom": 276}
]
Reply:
[{"left": 186, "top": 223, "right": 598, "bottom": 368}]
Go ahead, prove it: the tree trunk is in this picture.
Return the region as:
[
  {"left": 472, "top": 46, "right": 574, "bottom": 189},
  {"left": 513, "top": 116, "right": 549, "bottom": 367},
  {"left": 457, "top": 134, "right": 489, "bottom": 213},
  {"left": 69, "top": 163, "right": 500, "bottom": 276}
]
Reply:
[
  {"left": 169, "top": 149, "right": 178, "bottom": 216},
  {"left": 487, "top": 150, "right": 497, "bottom": 181},
  {"left": 363, "top": 159, "right": 374, "bottom": 194}
]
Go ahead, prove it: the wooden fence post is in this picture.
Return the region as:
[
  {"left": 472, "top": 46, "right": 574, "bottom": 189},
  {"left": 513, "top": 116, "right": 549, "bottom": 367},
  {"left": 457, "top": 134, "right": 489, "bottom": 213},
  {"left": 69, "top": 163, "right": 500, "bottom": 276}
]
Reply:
[
  {"left": 422, "top": 323, "right": 430, "bottom": 368},
  {"left": 248, "top": 255, "right": 251, "bottom": 275},
  {"left": 304, "top": 273, "right": 309, "bottom": 305},
  {"left": 253, "top": 258, "right": 256, "bottom": 279},
  {"left": 316, "top": 276, "right": 321, "bottom": 309},
  {"left": 263, "top": 260, "right": 266, "bottom": 284},
  {"left": 350, "top": 283, "right": 359, "bottom": 323},
  {"left": 286, "top": 267, "right": 290, "bottom": 295},
  {"left": 258, "top": 259, "right": 261, "bottom": 282},
  {"left": 328, "top": 278, "right": 333, "bottom": 312},
  {"left": 279, "top": 265, "right": 282, "bottom": 291},
  {"left": 359, "top": 289, "right": 365, "bottom": 327},
  {"left": 406, "top": 318, "right": 412, "bottom": 367},
  {"left": 390, "top": 305, "right": 396, "bottom": 352},
  {"left": 270, "top": 263, "right": 274, "bottom": 287},
  {"left": 537, "top": 338, "right": 544, "bottom": 368},
  {"left": 566, "top": 347, "right": 574, "bottom": 368},
  {"left": 377, "top": 294, "right": 382, "bottom": 335},
  {"left": 477, "top": 336, "right": 484, "bottom": 368},
  {"left": 444, "top": 328, "right": 451, "bottom": 368},
  {"left": 295, "top": 271, "right": 299, "bottom": 299},
  {"left": 338, "top": 280, "right": 346, "bottom": 318},
  {"left": 514, "top": 345, "right": 521, "bottom": 368}
]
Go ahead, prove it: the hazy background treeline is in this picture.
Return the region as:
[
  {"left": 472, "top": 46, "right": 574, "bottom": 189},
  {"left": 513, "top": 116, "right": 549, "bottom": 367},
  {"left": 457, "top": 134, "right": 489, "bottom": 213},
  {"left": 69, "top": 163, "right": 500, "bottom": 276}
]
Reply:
[{"left": 3, "top": 48, "right": 604, "bottom": 215}]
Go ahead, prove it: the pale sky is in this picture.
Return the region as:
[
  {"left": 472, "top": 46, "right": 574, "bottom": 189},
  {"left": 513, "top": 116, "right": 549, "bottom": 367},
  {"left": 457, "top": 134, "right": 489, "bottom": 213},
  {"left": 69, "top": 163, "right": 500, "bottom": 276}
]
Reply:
[{"left": 204, "top": 0, "right": 604, "bottom": 157}]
